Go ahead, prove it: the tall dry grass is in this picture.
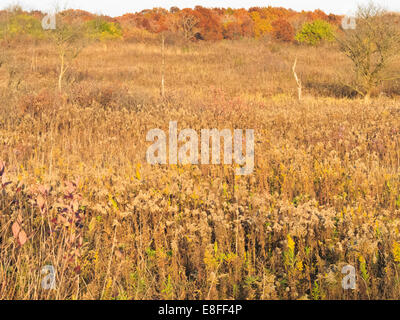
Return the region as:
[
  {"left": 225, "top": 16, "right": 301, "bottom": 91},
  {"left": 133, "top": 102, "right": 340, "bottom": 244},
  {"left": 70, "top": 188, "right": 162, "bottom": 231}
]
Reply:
[{"left": 0, "top": 39, "right": 399, "bottom": 299}]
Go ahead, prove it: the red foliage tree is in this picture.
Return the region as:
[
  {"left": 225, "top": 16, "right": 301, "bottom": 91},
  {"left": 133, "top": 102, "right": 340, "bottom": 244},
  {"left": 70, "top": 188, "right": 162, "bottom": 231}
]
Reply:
[
  {"left": 327, "top": 13, "right": 342, "bottom": 26},
  {"left": 312, "top": 9, "right": 328, "bottom": 21},
  {"left": 235, "top": 10, "right": 254, "bottom": 38},
  {"left": 271, "top": 19, "right": 294, "bottom": 42},
  {"left": 222, "top": 20, "right": 241, "bottom": 40},
  {"left": 194, "top": 6, "right": 223, "bottom": 40}
]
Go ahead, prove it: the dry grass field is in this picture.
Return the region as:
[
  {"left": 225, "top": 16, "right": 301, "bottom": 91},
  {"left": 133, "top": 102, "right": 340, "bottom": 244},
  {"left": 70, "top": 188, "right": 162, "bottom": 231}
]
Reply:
[{"left": 0, "top": 38, "right": 400, "bottom": 300}]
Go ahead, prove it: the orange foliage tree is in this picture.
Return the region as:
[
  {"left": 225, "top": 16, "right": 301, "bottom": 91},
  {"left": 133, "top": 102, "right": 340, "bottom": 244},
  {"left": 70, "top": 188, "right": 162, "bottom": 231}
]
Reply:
[
  {"left": 272, "top": 19, "right": 295, "bottom": 42},
  {"left": 194, "top": 6, "right": 223, "bottom": 40},
  {"left": 249, "top": 9, "right": 272, "bottom": 38}
]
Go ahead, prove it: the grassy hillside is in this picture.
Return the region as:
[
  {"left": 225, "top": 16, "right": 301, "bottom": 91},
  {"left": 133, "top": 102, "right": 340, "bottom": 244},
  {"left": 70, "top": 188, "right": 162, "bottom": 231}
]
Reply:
[{"left": 0, "top": 37, "right": 400, "bottom": 299}]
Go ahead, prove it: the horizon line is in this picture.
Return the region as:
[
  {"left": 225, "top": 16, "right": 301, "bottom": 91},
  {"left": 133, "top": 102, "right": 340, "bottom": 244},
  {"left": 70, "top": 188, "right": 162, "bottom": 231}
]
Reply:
[{"left": 0, "top": 4, "right": 364, "bottom": 18}]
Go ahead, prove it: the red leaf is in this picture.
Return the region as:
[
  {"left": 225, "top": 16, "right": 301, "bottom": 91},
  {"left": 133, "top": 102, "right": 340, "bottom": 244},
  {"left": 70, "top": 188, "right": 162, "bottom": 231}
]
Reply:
[
  {"left": 12, "top": 222, "right": 20, "bottom": 239},
  {"left": 73, "top": 265, "right": 81, "bottom": 274},
  {"left": 18, "top": 230, "right": 27, "bottom": 246}
]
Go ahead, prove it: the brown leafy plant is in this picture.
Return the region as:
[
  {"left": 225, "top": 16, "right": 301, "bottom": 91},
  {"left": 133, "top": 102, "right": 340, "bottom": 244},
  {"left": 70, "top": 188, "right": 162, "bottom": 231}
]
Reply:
[{"left": 338, "top": 3, "right": 400, "bottom": 99}]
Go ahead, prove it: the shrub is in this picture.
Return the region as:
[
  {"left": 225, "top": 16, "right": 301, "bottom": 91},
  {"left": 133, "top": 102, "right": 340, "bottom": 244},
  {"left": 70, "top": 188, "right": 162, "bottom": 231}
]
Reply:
[
  {"left": 272, "top": 19, "right": 294, "bottom": 42},
  {"left": 85, "top": 18, "right": 122, "bottom": 41},
  {"left": 295, "top": 19, "right": 335, "bottom": 45},
  {"left": 337, "top": 4, "right": 400, "bottom": 99},
  {"left": 0, "top": 14, "right": 44, "bottom": 39},
  {"left": 17, "top": 89, "right": 59, "bottom": 117}
]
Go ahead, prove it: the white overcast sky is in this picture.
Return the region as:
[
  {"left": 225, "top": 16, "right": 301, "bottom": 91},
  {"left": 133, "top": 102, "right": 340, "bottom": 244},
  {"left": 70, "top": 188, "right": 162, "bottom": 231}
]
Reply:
[{"left": 0, "top": 0, "right": 398, "bottom": 16}]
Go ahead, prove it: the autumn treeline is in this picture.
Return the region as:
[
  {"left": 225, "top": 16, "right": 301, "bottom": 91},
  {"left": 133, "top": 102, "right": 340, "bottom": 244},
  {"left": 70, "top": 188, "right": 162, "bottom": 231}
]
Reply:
[{"left": 0, "top": 6, "right": 342, "bottom": 43}]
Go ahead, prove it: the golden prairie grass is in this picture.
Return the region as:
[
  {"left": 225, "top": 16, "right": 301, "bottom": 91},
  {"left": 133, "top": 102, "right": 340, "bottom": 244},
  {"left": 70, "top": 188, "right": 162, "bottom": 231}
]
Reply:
[{"left": 0, "top": 39, "right": 399, "bottom": 300}]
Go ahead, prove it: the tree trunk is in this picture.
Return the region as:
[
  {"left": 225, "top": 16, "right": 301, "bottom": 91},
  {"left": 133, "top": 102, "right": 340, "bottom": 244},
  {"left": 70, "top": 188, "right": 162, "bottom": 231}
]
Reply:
[
  {"left": 161, "top": 33, "right": 165, "bottom": 99},
  {"left": 58, "top": 52, "right": 65, "bottom": 92},
  {"left": 292, "top": 58, "right": 302, "bottom": 101}
]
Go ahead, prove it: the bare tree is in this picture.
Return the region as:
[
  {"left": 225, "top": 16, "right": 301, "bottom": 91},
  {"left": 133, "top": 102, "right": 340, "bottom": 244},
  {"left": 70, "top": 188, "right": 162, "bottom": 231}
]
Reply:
[
  {"left": 161, "top": 32, "right": 165, "bottom": 98},
  {"left": 171, "top": 12, "right": 199, "bottom": 42},
  {"left": 337, "top": 3, "right": 400, "bottom": 99},
  {"left": 48, "top": 14, "right": 87, "bottom": 92},
  {"left": 182, "top": 14, "right": 199, "bottom": 41},
  {"left": 292, "top": 58, "right": 302, "bottom": 101}
]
